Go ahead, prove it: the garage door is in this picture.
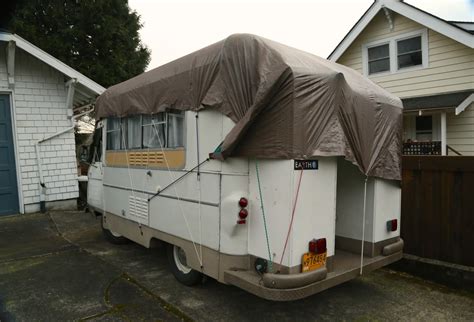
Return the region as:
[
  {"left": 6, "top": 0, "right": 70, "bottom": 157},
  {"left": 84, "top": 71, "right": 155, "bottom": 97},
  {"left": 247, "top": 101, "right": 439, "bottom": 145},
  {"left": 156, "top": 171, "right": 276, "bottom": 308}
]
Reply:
[{"left": 0, "top": 95, "right": 19, "bottom": 215}]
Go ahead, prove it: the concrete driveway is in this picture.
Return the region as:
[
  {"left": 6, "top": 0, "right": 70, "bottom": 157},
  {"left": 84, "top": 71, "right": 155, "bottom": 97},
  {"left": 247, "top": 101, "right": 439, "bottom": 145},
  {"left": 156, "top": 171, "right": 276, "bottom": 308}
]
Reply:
[{"left": 0, "top": 211, "right": 473, "bottom": 321}]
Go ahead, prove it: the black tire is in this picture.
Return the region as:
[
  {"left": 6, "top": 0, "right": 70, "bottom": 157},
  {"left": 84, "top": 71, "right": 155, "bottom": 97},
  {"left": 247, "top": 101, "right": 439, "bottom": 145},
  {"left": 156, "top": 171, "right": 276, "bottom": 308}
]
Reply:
[
  {"left": 102, "top": 218, "right": 129, "bottom": 245},
  {"left": 166, "top": 244, "right": 203, "bottom": 286}
]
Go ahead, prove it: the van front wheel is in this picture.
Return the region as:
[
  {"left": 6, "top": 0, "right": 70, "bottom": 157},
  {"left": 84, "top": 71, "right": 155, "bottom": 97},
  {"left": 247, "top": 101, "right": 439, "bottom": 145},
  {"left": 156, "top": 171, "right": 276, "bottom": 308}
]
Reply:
[{"left": 166, "top": 244, "right": 203, "bottom": 286}]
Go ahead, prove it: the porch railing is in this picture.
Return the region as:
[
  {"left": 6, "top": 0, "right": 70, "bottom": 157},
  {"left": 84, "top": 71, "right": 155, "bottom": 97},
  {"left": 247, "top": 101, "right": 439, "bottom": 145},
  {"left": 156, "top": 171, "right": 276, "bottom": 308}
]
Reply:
[{"left": 403, "top": 141, "right": 441, "bottom": 155}]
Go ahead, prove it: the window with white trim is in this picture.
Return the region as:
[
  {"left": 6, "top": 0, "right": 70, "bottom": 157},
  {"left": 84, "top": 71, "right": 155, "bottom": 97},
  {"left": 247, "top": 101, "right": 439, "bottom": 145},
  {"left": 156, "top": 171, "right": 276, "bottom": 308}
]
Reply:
[
  {"left": 397, "top": 36, "right": 422, "bottom": 69},
  {"left": 368, "top": 43, "right": 390, "bottom": 74},
  {"left": 363, "top": 29, "right": 428, "bottom": 76},
  {"left": 415, "top": 115, "right": 432, "bottom": 141}
]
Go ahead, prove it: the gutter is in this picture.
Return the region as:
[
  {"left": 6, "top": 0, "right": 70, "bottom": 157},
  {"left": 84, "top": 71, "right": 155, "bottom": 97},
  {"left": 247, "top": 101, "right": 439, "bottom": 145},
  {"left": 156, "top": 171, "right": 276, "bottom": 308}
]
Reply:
[{"left": 34, "top": 78, "right": 94, "bottom": 212}]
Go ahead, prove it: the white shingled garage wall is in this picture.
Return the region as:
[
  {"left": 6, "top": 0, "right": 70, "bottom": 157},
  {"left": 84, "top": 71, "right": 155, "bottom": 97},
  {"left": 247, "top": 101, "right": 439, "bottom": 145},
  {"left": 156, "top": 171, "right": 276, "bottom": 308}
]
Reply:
[{"left": 0, "top": 34, "right": 104, "bottom": 214}]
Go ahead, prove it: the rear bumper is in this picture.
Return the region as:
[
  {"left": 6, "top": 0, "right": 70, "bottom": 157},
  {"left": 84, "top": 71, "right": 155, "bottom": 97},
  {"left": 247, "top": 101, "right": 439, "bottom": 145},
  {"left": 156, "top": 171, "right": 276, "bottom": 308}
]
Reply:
[{"left": 225, "top": 249, "right": 403, "bottom": 301}]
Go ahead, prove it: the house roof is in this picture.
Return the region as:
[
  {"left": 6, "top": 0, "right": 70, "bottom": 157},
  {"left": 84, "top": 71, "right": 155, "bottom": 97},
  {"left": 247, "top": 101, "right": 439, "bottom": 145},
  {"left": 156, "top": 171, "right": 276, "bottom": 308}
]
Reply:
[
  {"left": 402, "top": 90, "right": 473, "bottom": 111},
  {"left": 0, "top": 32, "right": 105, "bottom": 109},
  {"left": 328, "top": 0, "right": 474, "bottom": 62}
]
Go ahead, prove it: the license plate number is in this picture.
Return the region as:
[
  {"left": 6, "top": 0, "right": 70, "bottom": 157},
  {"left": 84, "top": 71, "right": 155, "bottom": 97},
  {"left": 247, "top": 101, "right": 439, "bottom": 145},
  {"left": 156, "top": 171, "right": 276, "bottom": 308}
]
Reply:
[{"left": 302, "top": 252, "right": 327, "bottom": 272}]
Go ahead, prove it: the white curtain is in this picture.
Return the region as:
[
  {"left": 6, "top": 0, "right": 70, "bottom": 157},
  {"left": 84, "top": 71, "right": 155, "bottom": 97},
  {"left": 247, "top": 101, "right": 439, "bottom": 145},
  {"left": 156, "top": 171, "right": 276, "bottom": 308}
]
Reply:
[
  {"left": 143, "top": 114, "right": 165, "bottom": 148},
  {"left": 167, "top": 113, "right": 184, "bottom": 148},
  {"left": 106, "top": 117, "right": 121, "bottom": 150},
  {"left": 127, "top": 116, "right": 142, "bottom": 149}
]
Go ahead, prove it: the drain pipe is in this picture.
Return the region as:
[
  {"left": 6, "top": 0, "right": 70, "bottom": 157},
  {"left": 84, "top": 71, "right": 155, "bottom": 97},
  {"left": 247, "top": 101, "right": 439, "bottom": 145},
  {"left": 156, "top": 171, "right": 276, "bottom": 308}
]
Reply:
[
  {"left": 359, "top": 175, "right": 369, "bottom": 275},
  {"left": 34, "top": 78, "right": 94, "bottom": 212},
  {"left": 35, "top": 107, "right": 94, "bottom": 212}
]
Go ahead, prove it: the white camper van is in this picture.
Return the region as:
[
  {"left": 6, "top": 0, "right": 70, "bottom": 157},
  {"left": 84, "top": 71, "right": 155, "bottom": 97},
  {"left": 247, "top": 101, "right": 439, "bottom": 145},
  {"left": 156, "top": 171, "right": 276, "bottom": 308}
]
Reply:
[{"left": 87, "top": 34, "right": 404, "bottom": 301}]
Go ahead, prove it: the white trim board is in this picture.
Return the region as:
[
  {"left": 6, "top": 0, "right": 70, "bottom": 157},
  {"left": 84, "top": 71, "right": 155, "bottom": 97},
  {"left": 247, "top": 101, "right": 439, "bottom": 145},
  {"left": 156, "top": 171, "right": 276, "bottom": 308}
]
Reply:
[
  {"left": 0, "top": 32, "right": 105, "bottom": 95},
  {"left": 455, "top": 93, "right": 474, "bottom": 115},
  {"left": 328, "top": 0, "right": 474, "bottom": 62}
]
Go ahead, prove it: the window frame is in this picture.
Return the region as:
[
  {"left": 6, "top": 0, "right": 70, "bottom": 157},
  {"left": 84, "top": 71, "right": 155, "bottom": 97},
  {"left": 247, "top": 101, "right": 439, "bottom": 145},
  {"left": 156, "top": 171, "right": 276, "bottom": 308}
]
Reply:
[
  {"left": 415, "top": 115, "right": 433, "bottom": 141},
  {"left": 366, "top": 42, "right": 391, "bottom": 75},
  {"left": 125, "top": 115, "right": 143, "bottom": 150},
  {"left": 106, "top": 111, "right": 186, "bottom": 151},
  {"left": 362, "top": 29, "right": 428, "bottom": 77},
  {"left": 106, "top": 117, "right": 123, "bottom": 151}
]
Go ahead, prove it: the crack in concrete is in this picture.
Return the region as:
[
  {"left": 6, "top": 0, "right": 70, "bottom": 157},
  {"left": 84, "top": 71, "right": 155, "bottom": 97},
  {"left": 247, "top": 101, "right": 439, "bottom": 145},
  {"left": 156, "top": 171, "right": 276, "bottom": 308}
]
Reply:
[
  {"left": 0, "top": 247, "right": 77, "bottom": 265},
  {"left": 46, "top": 213, "right": 194, "bottom": 322}
]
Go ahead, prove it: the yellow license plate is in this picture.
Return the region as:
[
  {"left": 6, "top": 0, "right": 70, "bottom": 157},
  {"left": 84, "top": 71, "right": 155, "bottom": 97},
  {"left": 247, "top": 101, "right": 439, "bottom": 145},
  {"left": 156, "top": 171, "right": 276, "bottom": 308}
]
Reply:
[{"left": 302, "top": 252, "right": 327, "bottom": 272}]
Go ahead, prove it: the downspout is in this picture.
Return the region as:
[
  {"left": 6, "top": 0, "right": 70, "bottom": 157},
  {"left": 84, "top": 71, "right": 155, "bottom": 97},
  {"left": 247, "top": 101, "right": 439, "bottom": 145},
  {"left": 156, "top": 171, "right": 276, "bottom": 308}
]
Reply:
[{"left": 34, "top": 78, "right": 93, "bottom": 212}]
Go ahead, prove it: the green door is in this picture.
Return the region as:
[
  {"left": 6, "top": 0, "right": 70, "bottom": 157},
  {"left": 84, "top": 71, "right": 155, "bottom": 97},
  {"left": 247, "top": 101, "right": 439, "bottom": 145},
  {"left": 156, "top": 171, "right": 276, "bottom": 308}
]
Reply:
[{"left": 0, "top": 95, "right": 19, "bottom": 215}]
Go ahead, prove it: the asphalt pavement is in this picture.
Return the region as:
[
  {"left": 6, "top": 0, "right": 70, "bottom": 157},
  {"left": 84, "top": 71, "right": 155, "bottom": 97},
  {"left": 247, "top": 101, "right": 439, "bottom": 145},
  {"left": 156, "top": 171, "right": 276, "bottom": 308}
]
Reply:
[{"left": 0, "top": 211, "right": 473, "bottom": 321}]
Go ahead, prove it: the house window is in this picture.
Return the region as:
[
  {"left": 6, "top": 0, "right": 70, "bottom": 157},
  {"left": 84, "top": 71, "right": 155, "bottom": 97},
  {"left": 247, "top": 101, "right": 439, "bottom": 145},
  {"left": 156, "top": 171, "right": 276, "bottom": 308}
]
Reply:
[
  {"left": 397, "top": 36, "right": 422, "bottom": 69},
  {"left": 363, "top": 29, "right": 427, "bottom": 76},
  {"left": 415, "top": 115, "right": 432, "bottom": 141},
  {"left": 368, "top": 43, "right": 390, "bottom": 74}
]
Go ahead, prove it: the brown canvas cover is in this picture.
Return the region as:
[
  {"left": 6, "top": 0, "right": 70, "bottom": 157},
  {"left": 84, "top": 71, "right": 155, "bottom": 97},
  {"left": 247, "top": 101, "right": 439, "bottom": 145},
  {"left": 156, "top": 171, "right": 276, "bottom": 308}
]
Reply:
[{"left": 95, "top": 34, "right": 403, "bottom": 180}]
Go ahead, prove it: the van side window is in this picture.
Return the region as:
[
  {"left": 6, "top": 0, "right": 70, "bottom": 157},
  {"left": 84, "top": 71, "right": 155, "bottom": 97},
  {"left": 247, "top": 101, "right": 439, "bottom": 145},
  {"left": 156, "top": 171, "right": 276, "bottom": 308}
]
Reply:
[
  {"left": 126, "top": 115, "right": 142, "bottom": 149},
  {"left": 106, "top": 117, "right": 122, "bottom": 150},
  {"left": 167, "top": 110, "right": 185, "bottom": 148},
  {"left": 90, "top": 126, "right": 103, "bottom": 162},
  {"left": 143, "top": 114, "right": 166, "bottom": 148},
  {"left": 106, "top": 111, "right": 185, "bottom": 151}
]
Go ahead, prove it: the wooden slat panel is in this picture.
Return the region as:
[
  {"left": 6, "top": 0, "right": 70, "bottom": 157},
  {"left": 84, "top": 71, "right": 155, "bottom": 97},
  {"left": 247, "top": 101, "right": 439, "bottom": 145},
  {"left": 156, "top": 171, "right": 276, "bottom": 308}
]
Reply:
[
  {"left": 105, "top": 149, "right": 185, "bottom": 169},
  {"left": 401, "top": 156, "right": 474, "bottom": 266}
]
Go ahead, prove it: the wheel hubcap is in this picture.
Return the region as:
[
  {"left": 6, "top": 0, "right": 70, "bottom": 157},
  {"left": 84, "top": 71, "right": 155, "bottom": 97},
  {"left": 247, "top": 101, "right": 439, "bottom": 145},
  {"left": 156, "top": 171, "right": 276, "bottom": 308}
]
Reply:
[{"left": 173, "top": 246, "right": 192, "bottom": 274}]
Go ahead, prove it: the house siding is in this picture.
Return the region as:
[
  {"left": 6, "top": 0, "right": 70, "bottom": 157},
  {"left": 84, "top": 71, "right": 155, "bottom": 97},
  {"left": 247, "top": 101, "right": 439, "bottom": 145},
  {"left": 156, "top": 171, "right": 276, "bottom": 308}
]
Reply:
[
  {"left": 337, "top": 11, "right": 474, "bottom": 99},
  {"left": 337, "top": 11, "right": 474, "bottom": 156},
  {"left": 447, "top": 103, "right": 474, "bottom": 155},
  {"left": 0, "top": 44, "right": 79, "bottom": 212}
]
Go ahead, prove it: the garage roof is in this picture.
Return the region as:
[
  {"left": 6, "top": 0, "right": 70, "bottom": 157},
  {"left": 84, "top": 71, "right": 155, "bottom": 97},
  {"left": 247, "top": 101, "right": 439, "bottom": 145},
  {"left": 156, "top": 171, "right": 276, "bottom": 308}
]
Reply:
[{"left": 0, "top": 32, "right": 105, "bottom": 109}]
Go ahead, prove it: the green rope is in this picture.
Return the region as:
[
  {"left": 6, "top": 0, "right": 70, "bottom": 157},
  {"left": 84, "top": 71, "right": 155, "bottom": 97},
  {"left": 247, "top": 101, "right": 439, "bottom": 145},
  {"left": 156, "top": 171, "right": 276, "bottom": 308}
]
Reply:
[{"left": 255, "top": 159, "right": 273, "bottom": 273}]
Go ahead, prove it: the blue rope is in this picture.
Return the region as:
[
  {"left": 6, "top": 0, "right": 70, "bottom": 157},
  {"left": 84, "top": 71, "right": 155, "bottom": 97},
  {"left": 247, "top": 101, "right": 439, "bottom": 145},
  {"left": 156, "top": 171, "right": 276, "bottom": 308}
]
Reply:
[{"left": 255, "top": 159, "right": 273, "bottom": 273}]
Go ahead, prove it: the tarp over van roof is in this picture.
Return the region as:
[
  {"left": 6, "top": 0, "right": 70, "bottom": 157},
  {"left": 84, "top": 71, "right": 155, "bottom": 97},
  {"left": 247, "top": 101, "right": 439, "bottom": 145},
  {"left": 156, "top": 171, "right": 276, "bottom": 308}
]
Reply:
[{"left": 95, "top": 34, "right": 402, "bottom": 180}]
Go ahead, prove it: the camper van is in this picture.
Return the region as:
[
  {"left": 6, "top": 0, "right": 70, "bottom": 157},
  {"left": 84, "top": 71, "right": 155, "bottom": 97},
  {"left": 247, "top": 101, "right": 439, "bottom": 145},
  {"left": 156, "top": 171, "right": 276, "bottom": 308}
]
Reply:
[{"left": 87, "top": 34, "right": 404, "bottom": 301}]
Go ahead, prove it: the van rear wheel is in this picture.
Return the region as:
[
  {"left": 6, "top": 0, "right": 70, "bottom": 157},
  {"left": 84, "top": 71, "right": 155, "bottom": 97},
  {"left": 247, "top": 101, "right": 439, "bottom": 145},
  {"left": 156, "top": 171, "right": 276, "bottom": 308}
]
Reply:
[
  {"left": 166, "top": 244, "right": 203, "bottom": 286},
  {"left": 102, "top": 217, "right": 129, "bottom": 245}
]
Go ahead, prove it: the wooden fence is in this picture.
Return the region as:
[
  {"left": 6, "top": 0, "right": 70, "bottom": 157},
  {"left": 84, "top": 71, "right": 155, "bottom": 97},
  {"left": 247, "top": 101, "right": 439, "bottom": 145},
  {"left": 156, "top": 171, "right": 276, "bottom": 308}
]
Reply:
[{"left": 401, "top": 156, "right": 474, "bottom": 267}]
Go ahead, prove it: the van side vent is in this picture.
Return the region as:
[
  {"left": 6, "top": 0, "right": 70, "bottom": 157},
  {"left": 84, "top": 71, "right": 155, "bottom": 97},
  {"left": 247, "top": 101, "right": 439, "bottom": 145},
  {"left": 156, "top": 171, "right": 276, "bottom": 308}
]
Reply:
[
  {"left": 129, "top": 195, "right": 149, "bottom": 223},
  {"left": 129, "top": 151, "right": 165, "bottom": 167}
]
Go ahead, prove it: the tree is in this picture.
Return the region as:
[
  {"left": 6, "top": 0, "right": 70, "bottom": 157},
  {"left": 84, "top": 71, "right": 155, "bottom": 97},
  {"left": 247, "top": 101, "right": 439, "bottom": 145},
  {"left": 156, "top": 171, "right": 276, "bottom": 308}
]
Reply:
[{"left": 7, "top": 0, "right": 150, "bottom": 87}]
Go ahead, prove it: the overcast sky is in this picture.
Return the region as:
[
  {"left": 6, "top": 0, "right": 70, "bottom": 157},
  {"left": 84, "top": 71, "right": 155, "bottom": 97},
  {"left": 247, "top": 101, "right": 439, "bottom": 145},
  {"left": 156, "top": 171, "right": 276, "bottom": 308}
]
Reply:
[{"left": 128, "top": 0, "right": 473, "bottom": 70}]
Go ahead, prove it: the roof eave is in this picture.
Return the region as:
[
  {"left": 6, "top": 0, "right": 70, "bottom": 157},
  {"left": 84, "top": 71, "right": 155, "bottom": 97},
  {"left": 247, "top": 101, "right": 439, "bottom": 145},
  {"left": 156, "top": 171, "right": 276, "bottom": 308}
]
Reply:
[
  {"left": 0, "top": 32, "right": 105, "bottom": 95},
  {"left": 328, "top": 0, "right": 474, "bottom": 62}
]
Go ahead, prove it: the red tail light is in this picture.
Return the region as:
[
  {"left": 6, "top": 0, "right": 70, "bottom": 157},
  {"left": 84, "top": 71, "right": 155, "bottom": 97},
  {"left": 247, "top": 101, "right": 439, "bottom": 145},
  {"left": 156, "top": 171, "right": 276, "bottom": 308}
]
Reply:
[
  {"left": 309, "top": 238, "right": 327, "bottom": 254},
  {"left": 387, "top": 219, "right": 397, "bottom": 232},
  {"left": 239, "top": 197, "right": 248, "bottom": 208},
  {"left": 237, "top": 197, "right": 248, "bottom": 224},
  {"left": 238, "top": 209, "right": 248, "bottom": 219}
]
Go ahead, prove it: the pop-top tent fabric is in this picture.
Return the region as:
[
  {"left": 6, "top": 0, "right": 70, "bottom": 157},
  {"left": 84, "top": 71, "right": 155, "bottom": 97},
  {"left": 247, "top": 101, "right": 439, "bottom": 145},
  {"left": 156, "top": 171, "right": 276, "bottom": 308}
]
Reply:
[{"left": 95, "top": 34, "right": 403, "bottom": 180}]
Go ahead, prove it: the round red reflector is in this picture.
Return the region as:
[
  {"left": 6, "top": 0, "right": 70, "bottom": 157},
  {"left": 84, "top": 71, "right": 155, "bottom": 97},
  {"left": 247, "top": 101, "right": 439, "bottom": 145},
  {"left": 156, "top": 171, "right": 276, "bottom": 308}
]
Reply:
[
  {"left": 239, "top": 197, "right": 248, "bottom": 208},
  {"left": 238, "top": 209, "right": 248, "bottom": 219}
]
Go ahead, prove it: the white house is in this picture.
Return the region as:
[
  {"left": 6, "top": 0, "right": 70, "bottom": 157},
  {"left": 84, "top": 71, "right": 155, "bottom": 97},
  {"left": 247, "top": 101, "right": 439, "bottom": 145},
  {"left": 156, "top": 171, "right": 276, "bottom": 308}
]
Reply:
[
  {"left": 329, "top": 0, "right": 474, "bottom": 156},
  {"left": 0, "top": 32, "right": 105, "bottom": 215}
]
